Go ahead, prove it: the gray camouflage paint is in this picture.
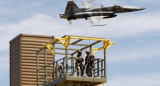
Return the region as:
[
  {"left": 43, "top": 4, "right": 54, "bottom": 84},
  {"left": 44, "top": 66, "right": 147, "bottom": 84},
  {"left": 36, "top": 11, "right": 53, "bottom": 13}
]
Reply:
[{"left": 60, "top": 1, "right": 145, "bottom": 22}]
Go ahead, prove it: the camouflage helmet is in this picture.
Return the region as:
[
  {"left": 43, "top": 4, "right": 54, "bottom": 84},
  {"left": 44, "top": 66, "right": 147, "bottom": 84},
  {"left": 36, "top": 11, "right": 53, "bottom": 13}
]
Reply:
[
  {"left": 77, "top": 50, "right": 82, "bottom": 54},
  {"left": 85, "top": 50, "right": 90, "bottom": 53}
]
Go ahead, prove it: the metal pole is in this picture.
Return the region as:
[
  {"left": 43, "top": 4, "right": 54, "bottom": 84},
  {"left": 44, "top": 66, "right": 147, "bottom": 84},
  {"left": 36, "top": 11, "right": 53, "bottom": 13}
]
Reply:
[
  {"left": 63, "top": 58, "right": 65, "bottom": 75},
  {"left": 104, "top": 42, "right": 107, "bottom": 78},
  {"left": 56, "top": 61, "right": 58, "bottom": 78},
  {"left": 97, "top": 59, "right": 100, "bottom": 77},
  {"left": 71, "top": 56, "right": 74, "bottom": 75},
  {"left": 65, "top": 49, "right": 68, "bottom": 77},
  {"left": 52, "top": 44, "right": 55, "bottom": 79},
  {"left": 101, "top": 60, "right": 103, "bottom": 78},
  {"left": 36, "top": 52, "right": 39, "bottom": 86},
  {"left": 93, "top": 63, "right": 95, "bottom": 77},
  {"left": 90, "top": 45, "right": 92, "bottom": 54},
  {"left": 44, "top": 48, "right": 47, "bottom": 84}
]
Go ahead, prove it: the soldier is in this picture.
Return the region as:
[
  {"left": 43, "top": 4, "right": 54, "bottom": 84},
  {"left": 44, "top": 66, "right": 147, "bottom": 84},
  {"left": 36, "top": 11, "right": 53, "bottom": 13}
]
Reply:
[
  {"left": 75, "top": 50, "right": 84, "bottom": 76},
  {"left": 58, "top": 62, "right": 64, "bottom": 77},
  {"left": 85, "top": 50, "right": 95, "bottom": 77}
]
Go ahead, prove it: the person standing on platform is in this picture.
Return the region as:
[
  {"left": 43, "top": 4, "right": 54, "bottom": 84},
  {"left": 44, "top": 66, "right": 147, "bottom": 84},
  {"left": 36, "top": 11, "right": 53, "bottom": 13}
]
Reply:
[
  {"left": 85, "top": 50, "right": 95, "bottom": 77},
  {"left": 58, "top": 62, "right": 64, "bottom": 77},
  {"left": 75, "top": 50, "right": 84, "bottom": 76}
]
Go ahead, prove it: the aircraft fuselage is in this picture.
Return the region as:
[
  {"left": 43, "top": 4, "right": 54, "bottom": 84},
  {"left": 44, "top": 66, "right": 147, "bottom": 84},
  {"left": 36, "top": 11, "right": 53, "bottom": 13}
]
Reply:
[{"left": 60, "top": 5, "right": 144, "bottom": 20}]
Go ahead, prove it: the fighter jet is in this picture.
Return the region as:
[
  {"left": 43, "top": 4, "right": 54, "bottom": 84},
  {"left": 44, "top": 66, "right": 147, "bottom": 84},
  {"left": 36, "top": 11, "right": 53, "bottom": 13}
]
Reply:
[{"left": 60, "top": 0, "right": 145, "bottom": 26}]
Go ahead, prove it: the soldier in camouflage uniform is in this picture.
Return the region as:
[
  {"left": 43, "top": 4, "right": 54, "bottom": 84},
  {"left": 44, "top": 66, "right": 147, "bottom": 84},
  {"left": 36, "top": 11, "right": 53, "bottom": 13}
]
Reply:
[
  {"left": 85, "top": 50, "right": 95, "bottom": 77},
  {"left": 75, "top": 50, "right": 84, "bottom": 76},
  {"left": 58, "top": 62, "right": 64, "bottom": 77}
]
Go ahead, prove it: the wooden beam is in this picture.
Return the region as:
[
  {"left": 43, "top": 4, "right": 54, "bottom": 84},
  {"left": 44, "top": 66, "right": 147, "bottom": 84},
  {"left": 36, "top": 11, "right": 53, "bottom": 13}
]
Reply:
[
  {"left": 56, "top": 42, "right": 90, "bottom": 46},
  {"left": 55, "top": 47, "right": 79, "bottom": 51},
  {"left": 71, "top": 41, "right": 101, "bottom": 55},
  {"left": 71, "top": 39, "right": 83, "bottom": 45},
  {"left": 55, "top": 52, "right": 72, "bottom": 55}
]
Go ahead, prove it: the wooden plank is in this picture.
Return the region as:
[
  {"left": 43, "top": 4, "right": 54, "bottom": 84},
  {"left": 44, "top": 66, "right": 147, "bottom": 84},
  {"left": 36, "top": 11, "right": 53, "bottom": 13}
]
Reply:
[
  {"left": 21, "top": 47, "right": 52, "bottom": 52},
  {"left": 21, "top": 39, "right": 51, "bottom": 43},
  {"left": 21, "top": 54, "right": 53, "bottom": 57},
  {"left": 21, "top": 78, "right": 46, "bottom": 82},
  {"left": 21, "top": 57, "right": 53, "bottom": 61},
  {"left": 21, "top": 81, "right": 44, "bottom": 85},
  {"left": 21, "top": 66, "right": 52, "bottom": 70},
  {"left": 21, "top": 69, "right": 52, "bottom": 72},
  {"left": 21, "top": 51, "right": 53, "bottom": 55},
  {"left": 21, "top": 45, "right": 44, "bottom": 49},
  {"left": 21, "top": 72, "right": 47, "bottom": 76},
  {"left": 21, "top": 47, "right": 41, "bottom": 51},
  {"left": 21, "top": 63, "right": 51, "bottom": 66},
  {"left": 21, "top": 59, "right": 53, "bottom": 63},
  {"left": 21, "top": 75, "right": 52, "bottom": 79},
  {"left": 21, "top": 34, "right": 53, "bottom": 38},
  {"left": 71, "top": 39, "right": 83, "bottom": 44},
  {"left": 21, "top": 41, "right": 47, "bottom": 46},
  {"left": 21, "top": 54, "right": 53, "bottom": 58}
]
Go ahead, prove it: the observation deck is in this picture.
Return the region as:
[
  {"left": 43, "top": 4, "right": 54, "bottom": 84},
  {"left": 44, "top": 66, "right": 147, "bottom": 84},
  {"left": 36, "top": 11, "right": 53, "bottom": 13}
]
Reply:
[{"left": 36, "top": 35, "right": 115, "bottom": 86}]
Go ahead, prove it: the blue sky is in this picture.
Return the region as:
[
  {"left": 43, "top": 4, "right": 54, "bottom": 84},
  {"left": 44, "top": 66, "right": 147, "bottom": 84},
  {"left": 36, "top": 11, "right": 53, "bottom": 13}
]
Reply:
[{"left": 0, "top": 0, "right": 160, "bottom": 86}]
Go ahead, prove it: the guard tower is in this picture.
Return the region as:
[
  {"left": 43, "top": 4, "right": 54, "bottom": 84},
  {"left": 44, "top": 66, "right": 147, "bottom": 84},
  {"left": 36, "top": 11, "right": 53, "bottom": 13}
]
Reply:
[{"left": 36, "top": 35, "right": 115, "bottom": 86}]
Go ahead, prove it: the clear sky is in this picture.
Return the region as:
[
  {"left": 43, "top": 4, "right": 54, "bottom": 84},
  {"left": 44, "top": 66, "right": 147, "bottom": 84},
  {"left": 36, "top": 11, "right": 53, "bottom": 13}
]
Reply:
[{"left": 0, "top": 0, "right": 160, "bottom": 86}]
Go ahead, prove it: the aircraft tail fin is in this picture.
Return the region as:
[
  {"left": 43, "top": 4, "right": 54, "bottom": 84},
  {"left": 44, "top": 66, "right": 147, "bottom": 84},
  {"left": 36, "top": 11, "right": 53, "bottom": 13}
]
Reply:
[{"left": 65, "top": 0, "right": 79, "bottom": 13}]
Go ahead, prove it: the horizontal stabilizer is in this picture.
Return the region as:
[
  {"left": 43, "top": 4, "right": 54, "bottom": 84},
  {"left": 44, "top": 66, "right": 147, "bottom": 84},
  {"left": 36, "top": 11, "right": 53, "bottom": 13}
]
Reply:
[{"left": 92, "top": 24, "right": 107, "bottom": 26}]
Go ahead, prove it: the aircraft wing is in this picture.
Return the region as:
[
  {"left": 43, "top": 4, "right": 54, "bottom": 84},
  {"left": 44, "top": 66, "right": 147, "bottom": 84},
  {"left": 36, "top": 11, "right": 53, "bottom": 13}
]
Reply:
[
  {"left": 81, "top": 1, "right": 97, "bottom": 8},
  {"left": 87, "top": 16, "right": 104, "bottom": 25}
]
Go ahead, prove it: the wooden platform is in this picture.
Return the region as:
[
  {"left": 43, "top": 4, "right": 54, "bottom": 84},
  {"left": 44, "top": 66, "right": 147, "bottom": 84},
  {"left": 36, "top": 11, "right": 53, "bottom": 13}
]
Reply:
[{"left": 44, "top": 76, "right": 106, "bottom": 86}]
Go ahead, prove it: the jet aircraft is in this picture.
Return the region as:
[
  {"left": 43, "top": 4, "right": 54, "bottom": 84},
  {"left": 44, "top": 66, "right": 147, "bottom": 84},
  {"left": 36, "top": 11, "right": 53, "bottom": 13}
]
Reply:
[{"left": 60, "top": 0, "right": 145, "bottom": 26}]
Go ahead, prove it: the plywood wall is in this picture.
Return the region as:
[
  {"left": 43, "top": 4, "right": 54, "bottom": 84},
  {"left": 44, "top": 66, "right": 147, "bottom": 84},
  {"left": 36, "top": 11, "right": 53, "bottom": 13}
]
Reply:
[{"left": 10, "top": 34, "right": 54, "bottom": 86}]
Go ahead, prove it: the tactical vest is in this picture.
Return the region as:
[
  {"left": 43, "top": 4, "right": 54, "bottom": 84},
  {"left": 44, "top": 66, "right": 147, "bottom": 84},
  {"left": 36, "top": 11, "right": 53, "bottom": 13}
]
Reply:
[
  {"left": 76, "top": 56, "right": 83, "bottom": 66},
  {"left": 86, "top": 54, "right": 95, "bottom": 64}
]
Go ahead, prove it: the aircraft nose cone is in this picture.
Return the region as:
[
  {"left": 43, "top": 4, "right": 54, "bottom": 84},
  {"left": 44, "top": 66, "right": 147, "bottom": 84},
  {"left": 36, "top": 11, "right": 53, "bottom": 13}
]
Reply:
[
  {"left": 134, "top": 7, "right": 146, "bottom": 11},
  {"left": 121, "top": 6, "right": 146, "bottom": 12}
]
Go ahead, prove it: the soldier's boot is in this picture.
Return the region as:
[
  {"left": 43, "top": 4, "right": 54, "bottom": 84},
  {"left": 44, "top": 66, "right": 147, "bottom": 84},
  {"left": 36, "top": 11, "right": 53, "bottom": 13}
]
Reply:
[
  {"left": 81, "top": 67, "right": 84, "bottom": 76},
  {"left": 86, "top": 65, "right": 90, "bottom": 77},
  {"left": 90, "top": 69, "right": 92, "bottom": 77},
  {"left": 88, "top": 72, "right": 91, "bottom": 77},
  {"left": 57, "top": 71, "right": 60, "bottom": 78}
]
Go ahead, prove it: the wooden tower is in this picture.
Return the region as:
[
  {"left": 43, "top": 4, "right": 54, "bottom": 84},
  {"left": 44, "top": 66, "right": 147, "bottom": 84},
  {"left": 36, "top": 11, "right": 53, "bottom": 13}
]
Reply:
[{"left": 10, "top": 34, "right": 54, "bottom": 86}]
